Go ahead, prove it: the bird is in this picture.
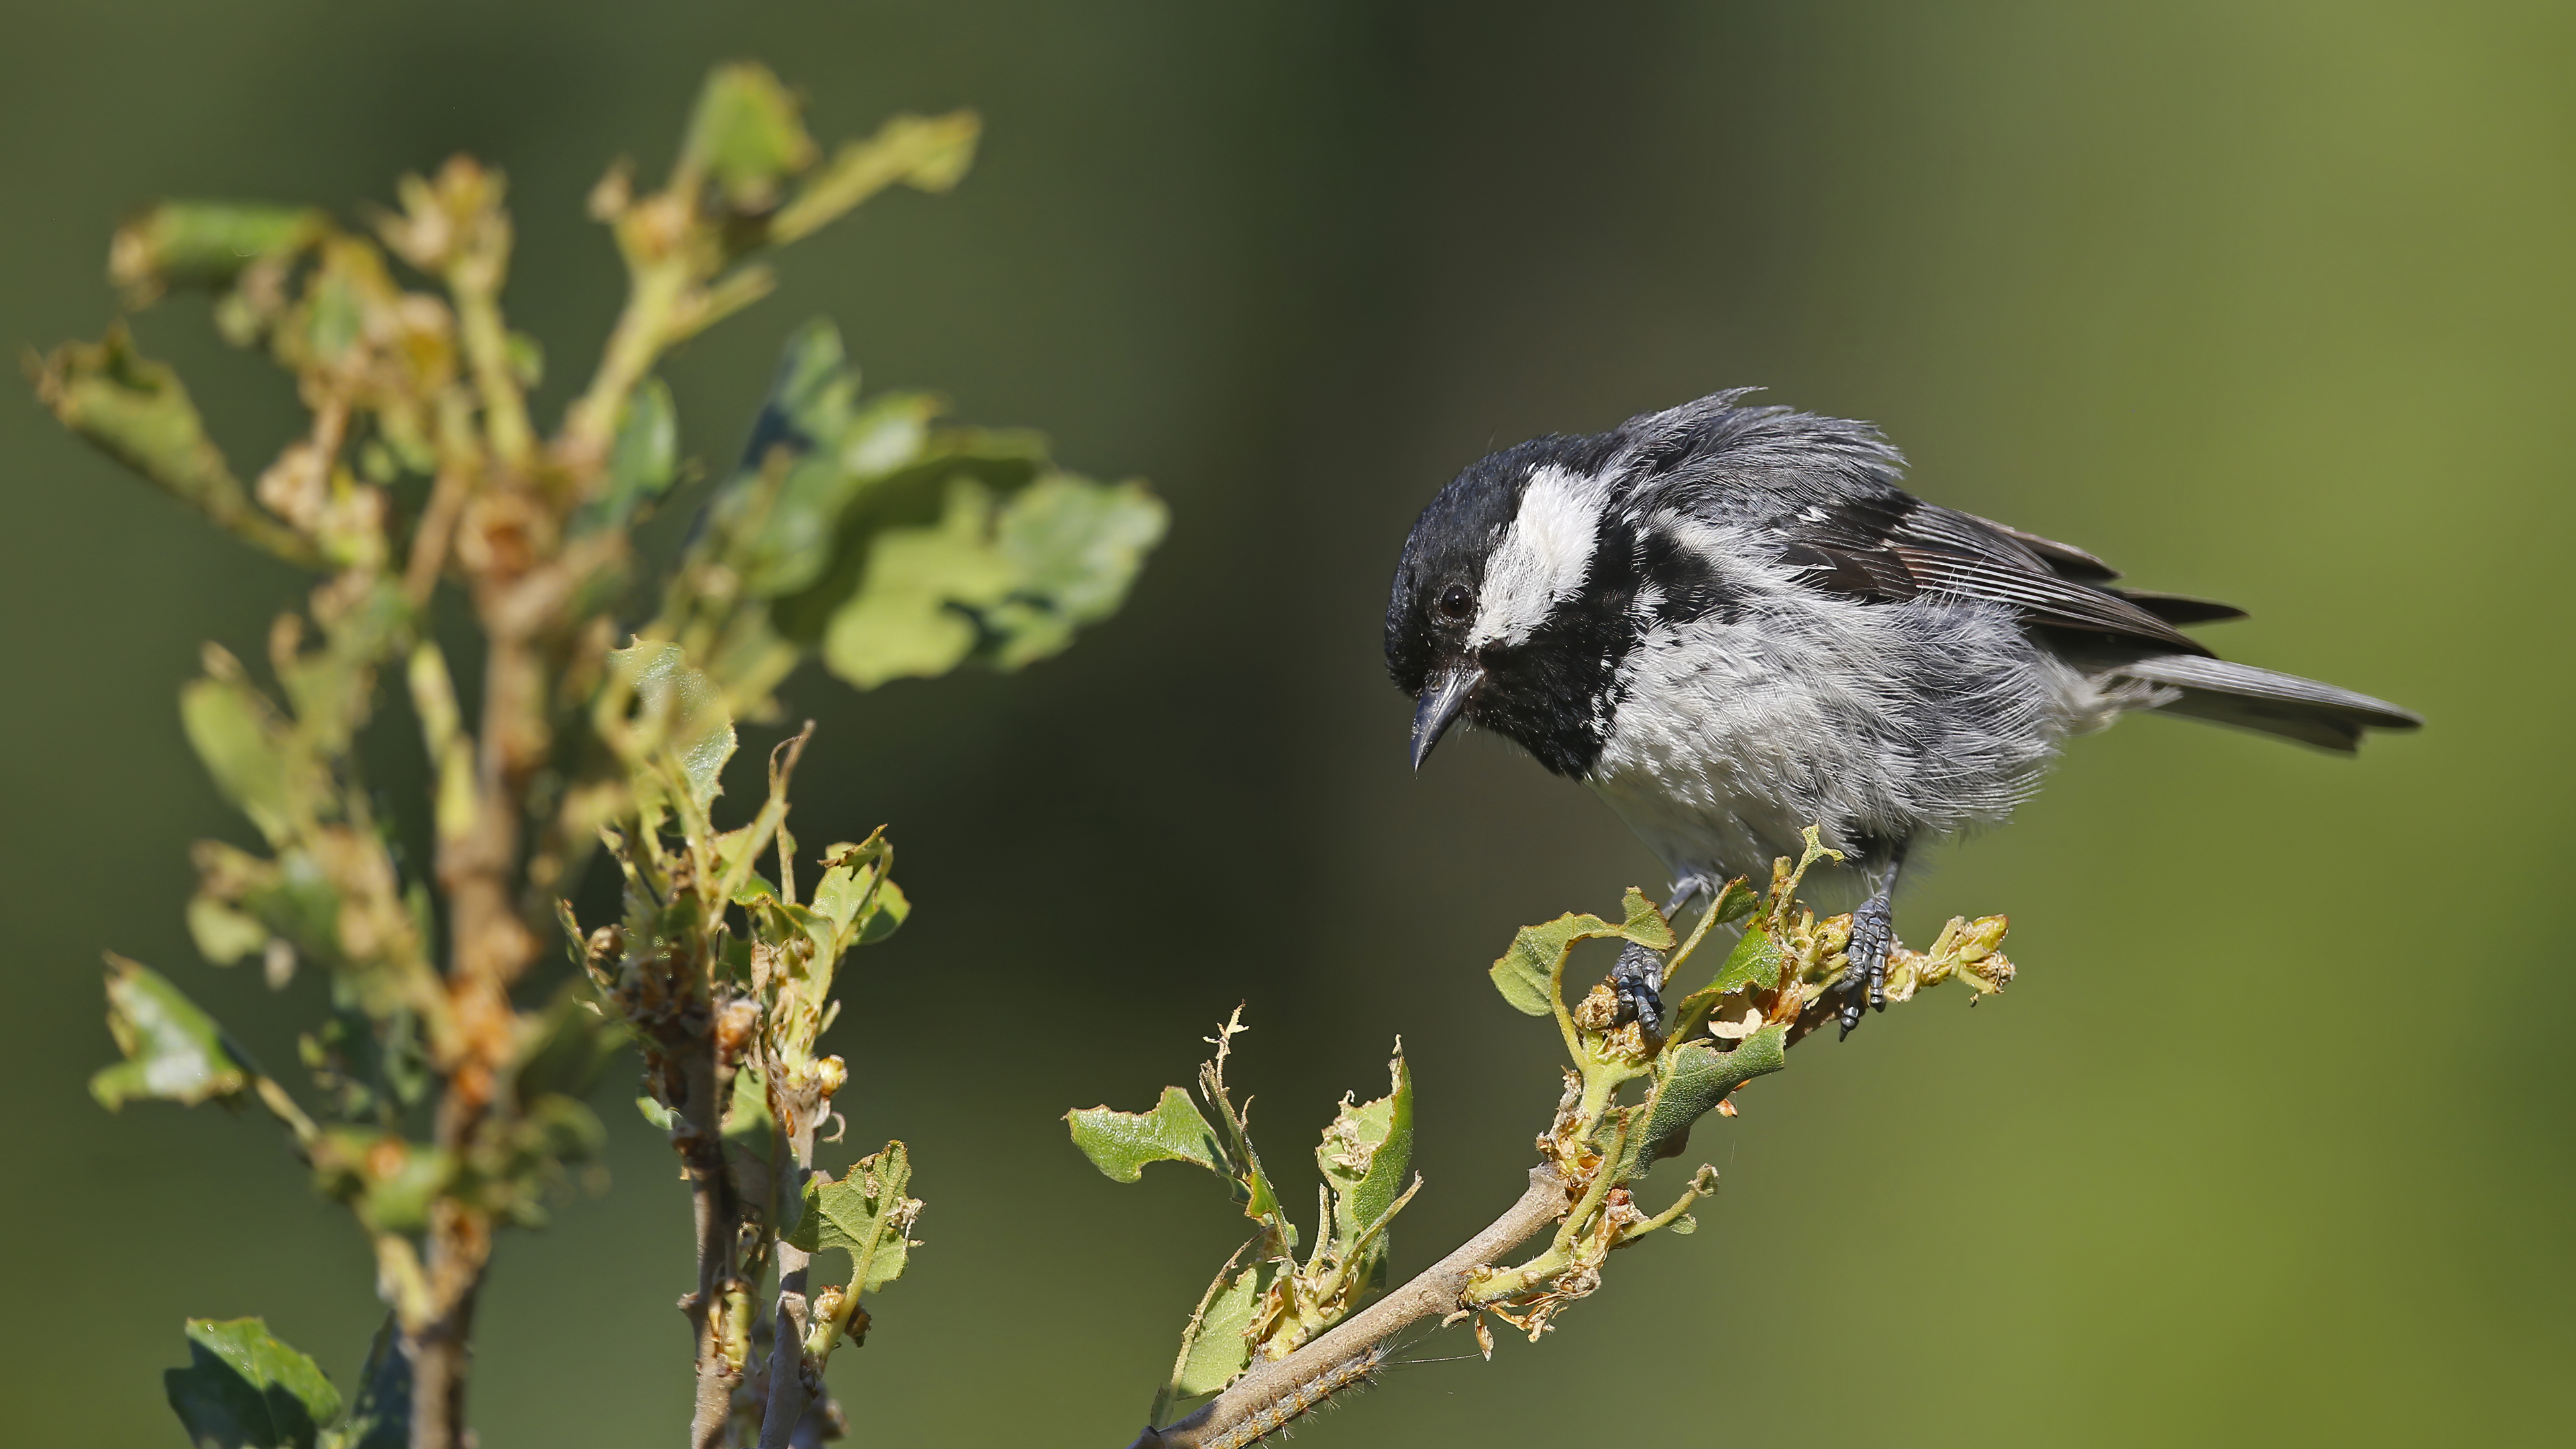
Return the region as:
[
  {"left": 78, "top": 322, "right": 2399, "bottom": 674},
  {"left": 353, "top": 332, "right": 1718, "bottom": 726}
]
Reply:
[{"left": 1385, "top": 390, "right": 2420, "bottom": 1037}]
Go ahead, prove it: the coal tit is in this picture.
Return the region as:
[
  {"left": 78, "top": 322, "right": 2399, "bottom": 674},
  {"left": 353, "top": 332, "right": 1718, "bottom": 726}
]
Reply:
[{"left": 1386, "top": 391, "right": 2420, "bottom": 1036}]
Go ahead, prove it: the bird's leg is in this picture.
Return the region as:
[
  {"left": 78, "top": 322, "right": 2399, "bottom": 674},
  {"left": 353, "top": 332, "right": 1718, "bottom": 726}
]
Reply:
[
  {"left": 1611, "top": 880, "right": 1703, "bottom": 1037},
  {"left": 1836, "top": 841, "right": 1909, "bottom": 1039}
]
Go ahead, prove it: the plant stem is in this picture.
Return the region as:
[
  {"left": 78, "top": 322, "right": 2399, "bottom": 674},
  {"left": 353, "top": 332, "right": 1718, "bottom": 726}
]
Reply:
[
  {"left": 1134, "top": 1167, "right": 1569, "bottom": 1449},
  {"left": 680, "top": 1036, "right": 744, "bottom": 1449},
  {"left": 755, "top": 1078, "right": 826, "bottom": 1449}
]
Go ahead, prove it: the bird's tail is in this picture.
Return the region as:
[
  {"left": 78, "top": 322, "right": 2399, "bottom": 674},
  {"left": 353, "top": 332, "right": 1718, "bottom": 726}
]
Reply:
[{"left": 2116, "top": 655, "right": 2422, "bottom": 752}]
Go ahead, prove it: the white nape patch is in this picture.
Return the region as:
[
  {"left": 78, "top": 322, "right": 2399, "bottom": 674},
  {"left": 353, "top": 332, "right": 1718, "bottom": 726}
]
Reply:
[{"left": 1468, "top": 465, "right": 1611, "bottom": 647}]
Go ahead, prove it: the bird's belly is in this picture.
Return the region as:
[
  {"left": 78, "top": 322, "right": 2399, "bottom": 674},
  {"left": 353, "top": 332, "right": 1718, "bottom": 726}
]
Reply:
[
  {"left": 1582, "top": 598, "right": 2066, "bottom": 892},
  {"left": 1583, "top": 688, "right": 1854, "bottom": 892}
]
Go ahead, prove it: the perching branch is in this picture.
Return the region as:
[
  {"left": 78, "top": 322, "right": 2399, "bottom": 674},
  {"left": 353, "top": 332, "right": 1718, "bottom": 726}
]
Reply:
[
  {"left": 1135, "top": 1167, "right": 1570, "bottom": 1449},
  {"left": 1080, "top": 829, "right": 2021, "bottom": 1449}
]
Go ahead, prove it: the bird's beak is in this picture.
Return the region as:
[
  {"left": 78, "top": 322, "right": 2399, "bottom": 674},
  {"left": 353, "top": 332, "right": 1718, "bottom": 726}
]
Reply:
[{"left": 1410, "top": 665, "right": 1481, "bottom": 771}]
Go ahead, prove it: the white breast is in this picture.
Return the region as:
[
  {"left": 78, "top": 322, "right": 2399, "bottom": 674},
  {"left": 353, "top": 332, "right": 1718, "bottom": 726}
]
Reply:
[{"left": 1581, "top": 522, "right": 2119, "bottom": 894}]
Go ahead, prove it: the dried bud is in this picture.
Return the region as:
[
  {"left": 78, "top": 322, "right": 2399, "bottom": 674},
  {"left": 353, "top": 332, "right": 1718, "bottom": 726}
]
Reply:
[
  {"left": 1572, "top": 983, "right": 1621, "bottom": 1033},
  {"left": 587, "top": 159, "right": 635, "bottom": 221},
  {"left": 1953, "top": 915, "right": 2010, "bottom": 963},
  {"left": 714, "top": 999, "right": 760, "bottom": 1062},
  {"left": 1707, "top": 1006, "right": 1765, "bottom": 1040},
  {"left": 813, "top": 1055, "right": 847, "bottom": 1100}
]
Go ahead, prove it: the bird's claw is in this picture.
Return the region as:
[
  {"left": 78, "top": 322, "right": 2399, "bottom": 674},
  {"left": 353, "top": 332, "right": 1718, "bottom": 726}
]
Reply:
[
  {"left": 1610, "top": 939, "right": 1666, "bottom": 1037},
  {"left": 1837, "top": 896, "right": 1894, "bottom": 1039}
]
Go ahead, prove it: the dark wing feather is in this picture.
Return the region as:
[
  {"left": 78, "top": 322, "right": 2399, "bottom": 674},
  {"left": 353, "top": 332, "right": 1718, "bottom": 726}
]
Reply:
[
  {"left": 2108, "top": 589, "right": 2248, "bottom": 626},
  {"left": 1959, "top": 513, "right": 2121, "bottom": 581},
  {"left": 1772, "top": 496, "right": 2213, "bottom": 655},
  {"left": 1600, "top": 396, "right": 2219, "bottom": 655},
  {"left": 1886, "top": 545, "right": 2210, "bottom": 652}
]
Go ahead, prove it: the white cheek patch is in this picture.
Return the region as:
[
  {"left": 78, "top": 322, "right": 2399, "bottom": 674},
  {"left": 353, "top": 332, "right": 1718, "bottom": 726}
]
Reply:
[{"left": 1470, "top": 465, "right": 1609, "bottom": 646}]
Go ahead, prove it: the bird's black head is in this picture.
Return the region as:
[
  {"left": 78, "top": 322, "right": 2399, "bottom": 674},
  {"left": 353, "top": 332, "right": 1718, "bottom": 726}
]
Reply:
[{"left": 1385, "top": 432, "right": 1650, "bottom": 778}]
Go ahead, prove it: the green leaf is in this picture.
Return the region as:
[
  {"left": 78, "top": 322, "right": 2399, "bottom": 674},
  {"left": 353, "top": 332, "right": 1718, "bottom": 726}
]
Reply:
[
  {"left": 805, "top": 832, "right": 907, "bottom": 952},
  {"left": 318, "top": 1318, "right": 408, "bottom": 1449},
  {"left": 310, "top": 1130, "right": 451, "bottom": 1234},
  {"left": 724, "top": 1061, "right": 780, "bottom": 1214},
  {"left": 573, "top": 376, "right": 678, "bottom": 535},
  {"left": 1317, "top": 1044, "right": 1413, "bottom": 1251},
  {"left": 724, "top": 1062, "right": 777, "bottom": 1163},
  {"left": 92, "top": 956, "right": 250, "bottom": 1110},
  {"left": 1488, "top": 888, "right": 1677, "bottom": 1017},
  {"left": 111, "top": 203, "right": 329, "bottom": 300},
  {"left": 1172, "top": 1264, "right": 1260, "bottom": 1397},
  {"left": 637, "top": 1093, "right": 678, "bottom": 1130},
  {"left": 1708, "top": 876, "right": 1761, "bottom": 928},
  {"left": 164, "top": 1317, "right": 342, "bottom": 1449},
  {"left": 682, "top": 62, "right": 819, "bottom": 211},
  {"left": 783, "top": 1141, "right": 919, "bottom": 1292},
  {"left": 189, "top": 893, "right": 271, "bottom": 965},
  {"left": 979, "top": 474, "right": 1171, "bottom": 669},
  {"left": 181, "top": 673, "right": 308, "bottom": 844},
  {"left": 1066, "top": 1085, "right": 1225, "bottom": 1183},
  {"left": 1707, "top": 925, "right": 1785, "bottom": 997},
  {"left": 818, "top": 474, "right": 1014, "bottom": 686},
  {"left": 771, "top": 110, "right": 983, "bottom": 244},
  {"left": 608, "top": 641, "right": 737, "bottom": 815},
  {"left": 1618, "top": 1026, "right": 1787, "bottom": 1179},
  {"left": 737, "top": 388, "right": 945, "bottom": 599},
  {"left": 32, "top": 329, "right": 316, "bottom": 565},
  {"left": 857, "top": 878, "right": 910, "bottom": 944}
]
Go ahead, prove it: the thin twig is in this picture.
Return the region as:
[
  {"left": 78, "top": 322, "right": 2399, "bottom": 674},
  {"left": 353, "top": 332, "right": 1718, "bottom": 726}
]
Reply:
[{"left": 1135, "top": 1167, "right": 1569, "bottom": 1449}]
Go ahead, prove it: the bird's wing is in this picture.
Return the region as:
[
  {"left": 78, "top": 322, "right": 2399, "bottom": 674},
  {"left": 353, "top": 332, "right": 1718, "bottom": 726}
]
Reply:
[{"left": 1768, "top": 496, "right": 2219, "bottom": 655}]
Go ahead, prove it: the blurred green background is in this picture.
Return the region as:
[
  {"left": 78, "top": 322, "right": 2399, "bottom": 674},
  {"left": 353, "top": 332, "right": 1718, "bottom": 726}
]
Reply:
[{"left": 3, "top": 1, "right": 2568, "bottom": 1444}]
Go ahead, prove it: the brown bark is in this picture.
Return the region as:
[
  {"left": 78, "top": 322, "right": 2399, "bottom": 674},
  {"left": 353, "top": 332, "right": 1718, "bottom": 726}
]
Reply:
[{"left": 1134, "top": 1166, "right": 1570, "bottom": 1449}]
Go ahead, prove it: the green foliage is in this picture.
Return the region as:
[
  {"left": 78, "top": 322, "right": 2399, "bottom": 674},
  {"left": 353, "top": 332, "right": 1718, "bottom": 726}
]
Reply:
[
  {"left": 91, "top": 956, "right": 249, "bottom": 1110},
  {"left": 1173, "top": 1263, "right": 1264, "bottom": 1398},
  {"left": 1067, "top": 1086, "right": 1226, "bottom": 1181},
  {"left": 657, "top": 319, "right": 1168, "bottom": 709},
  {"left": 1069, "top": 1018, "right": 1423, "bottom": 1426},
  {"left": 45, "top": 56, "right": 1159, "bottom": 1449},
  {"left": 1084, "top": 847, "right": 2023, "bottom": 1444},
  {"left": 1488, "top": 885, "right": 1674, "bottom": 1018},
  {"left": 165, "top": 1318, "right": 411, "bottom": 1449},
  {"left": 1316, "top": 1050, "right": 1414, "bottom": 1263},
  {"left": 784, "top": 1141, "right": 922, "bottom": 1293},
  {"left": 319, "top": 1321, "right": 411, "bottom": 1449},
  {"left": 164, "top": 1319, "right": 342, "bottom": 1449}
]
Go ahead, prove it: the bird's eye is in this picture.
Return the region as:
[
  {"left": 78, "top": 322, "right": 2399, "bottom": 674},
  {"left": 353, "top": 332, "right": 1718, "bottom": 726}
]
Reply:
[{"left": 1437, "top": 582, "right": 1474, "bottom": 622}]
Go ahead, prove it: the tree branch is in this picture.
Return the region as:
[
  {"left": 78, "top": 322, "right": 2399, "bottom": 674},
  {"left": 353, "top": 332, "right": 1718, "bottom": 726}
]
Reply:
[
  {"left": 755, "top": 1078, "right": 826, "bottom": 1449},
  {"left": 1134, "top": 1166, "right": 1569, "bottom": 1449}
]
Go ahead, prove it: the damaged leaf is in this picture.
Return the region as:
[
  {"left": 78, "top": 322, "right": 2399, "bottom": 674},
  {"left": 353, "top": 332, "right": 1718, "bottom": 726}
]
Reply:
[
  {"left": 92, "top": 956, "right": 251, "bottom": 1110},
  {"left": 1489, "top": 888, "right": 1676, "bottom": 1018},
  {"left": 1067, "top": 1085, "right": 1225, "bottom": 1183}
]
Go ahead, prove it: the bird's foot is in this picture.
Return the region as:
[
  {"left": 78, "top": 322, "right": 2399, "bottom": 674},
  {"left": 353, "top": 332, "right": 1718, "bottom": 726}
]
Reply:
[
  {"left": 1610, "top": 940, "right": 1666, "bottom": 1037},
  {"left": 1837, "top": 895, "right": 1894, "bottom": 1039}
]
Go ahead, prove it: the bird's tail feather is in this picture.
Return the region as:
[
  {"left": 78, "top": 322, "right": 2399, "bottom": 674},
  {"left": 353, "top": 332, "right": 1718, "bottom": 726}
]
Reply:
[{"left": 2118, "top": 655, "right": 2422, "bottom": 753}]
